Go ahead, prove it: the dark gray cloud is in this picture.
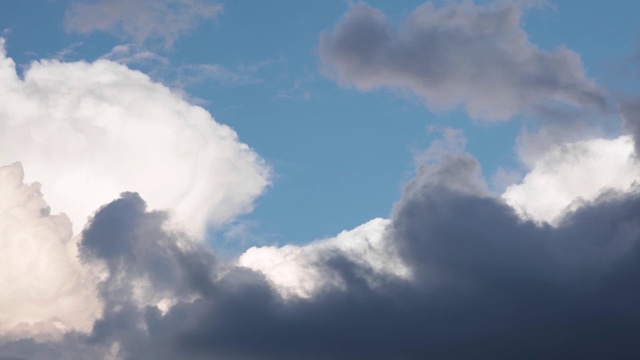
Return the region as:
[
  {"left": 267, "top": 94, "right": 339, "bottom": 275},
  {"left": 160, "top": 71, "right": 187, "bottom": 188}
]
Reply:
[
  {"left": 319, "top": 2, "right": 607, "bottom": 121},
  {"left": 5, "top": 154, "right": 640, "bottom": 358},
  {"left": 621, "top": 96, "right": 640, "bottom": 153},
  {"left": 65, "top": 0, "right": 222, "bottom": 47}
]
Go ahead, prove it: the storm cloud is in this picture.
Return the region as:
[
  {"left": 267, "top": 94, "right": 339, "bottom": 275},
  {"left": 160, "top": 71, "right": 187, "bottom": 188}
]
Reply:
[{"left": 5, "top": 148, "right": 640, "bottom": 359}]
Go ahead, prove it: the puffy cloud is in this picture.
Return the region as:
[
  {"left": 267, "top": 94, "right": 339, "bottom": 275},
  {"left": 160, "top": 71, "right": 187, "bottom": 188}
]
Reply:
[
  {"left": 65, "top": 0, "right": 222, "bottom": 47},
  {"left": 0, "top": 39, "right": 270, "bottom": 235},
  {"left": 319, "top": 1, "right": 606, "bottom": 121},
  {"left": 77, "top": 193, "right": 220, "bottom": 360},
  {"left": 235, "top": 130, "right": 479, "bottom": 301},
  {"left": 503, "top": 136, "right": 640, "bottom": 224},
  {"left": 410, "top": 127, "right": 488, "bottom": 196},
  {"left": 0, "top": 162, "right": 100, "bottom": 340},
  {"left": 238, "top": 218, "right": 411, "bottom": 299},
  {"left": 1, "top": 193, "right": 239, "bottom": 360},
  {"left": 6, "top": 146, "right": 640, "bottom": 358}
]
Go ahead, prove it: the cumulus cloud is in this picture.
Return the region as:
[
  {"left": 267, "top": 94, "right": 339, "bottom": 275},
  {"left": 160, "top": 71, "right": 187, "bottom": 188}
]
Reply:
[
  {"left": 236, "top": 130, "right": 480, "bottom": 301},
  {"left": 7, "top": 148, "right": 640, "bottom": 359},
  {"left": 65, "top": 0, "right": 222, "bottom": 47},
  {"left": 0, "top": 38, "right": 269, "bottom": 235},
  {"left": 239, "top": 218, "right": 411, "bottom": 299},
  {"left": 503, "top": 136, "right": 640, "bottom": 224},
  {"left": 0, "top": 162, "right": 100, "bottom": 340},
  {"left": 0, "top": 192, "right": 219, "bottom": 359},
  {"left": 319, "top": 1, "right": 606, "bottom": 121}
]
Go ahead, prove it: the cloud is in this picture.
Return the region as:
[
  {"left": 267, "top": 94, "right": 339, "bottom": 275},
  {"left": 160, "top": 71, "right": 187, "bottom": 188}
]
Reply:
[
  {"left": 1, "top": 192, "right": 231, "bottom": 359},
  {"left": 0, "top": 192, "right": 218, "bottom": 359},
  {"left": 4, "top": 3, "right": 640, "bottom": 356},
  {"left": 65, "top": 0, "right": 222, "bottom": 47},
  {"left": 0, "top": 38, "right": 270, "bottom": 235},
  {"left": 515, "top": 119, "right": 605, "bottom": 167},
  {"left": 503, "top": 135, "right": 640, "bottom": 224},
  {"left": 238, "top": 218, "right": 411, "bottom": 299},
  {"left": 100, "top": 44, "right": 170, "bottom": 66},
  {"left": 7, "top": 135, "right": 640, "bottom": 359},
  {"left": 235, "top": 129, "right": 476, "bottom": 300},
  {"left": 319, "top": 1, "right": 607, "bottom": 121},
  {"left": 0, "top": 162, "right": 100, "bottom": 340},
  {"left": 99, "top": 44, "right": 264, "bottom": 102},
  {"left": 159, "top": 63, "right": 261, "bottom": 89},
  {"left": 621, "top": 96, "right": 640, "bottom": 153}
]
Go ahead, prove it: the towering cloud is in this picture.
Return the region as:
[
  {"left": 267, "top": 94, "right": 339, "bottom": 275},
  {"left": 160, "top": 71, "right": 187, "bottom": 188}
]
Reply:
[
  {"left": 319, "top": 1, "right": 606, "bottom": 120},
  {"left": 0, "top": 39, "right": 270, "bottom": 236},
  {"left": 7, "top": 147, "right": 640, "bottom": 359},
  {"left": 0, "top": 163, "right": 99, "bottom": 339}
]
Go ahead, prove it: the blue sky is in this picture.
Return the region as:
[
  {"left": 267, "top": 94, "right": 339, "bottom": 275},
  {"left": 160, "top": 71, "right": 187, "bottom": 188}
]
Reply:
[{"left": 0, "top": 0, "right": 637, "bottom": 250}]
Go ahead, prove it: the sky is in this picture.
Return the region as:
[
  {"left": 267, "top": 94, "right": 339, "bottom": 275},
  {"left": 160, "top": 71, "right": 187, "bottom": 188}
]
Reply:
[{"left": 2, "top": 0, "right": 640, "bottom": 359}]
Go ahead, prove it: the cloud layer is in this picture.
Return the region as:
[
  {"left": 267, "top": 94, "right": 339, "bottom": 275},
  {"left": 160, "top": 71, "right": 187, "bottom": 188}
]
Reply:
[
  {"left": 0, "top": 39, "right": 269, "bottom": 235},
  {"left": 320, "top": 1, "right": 606, "bottom": 120}
]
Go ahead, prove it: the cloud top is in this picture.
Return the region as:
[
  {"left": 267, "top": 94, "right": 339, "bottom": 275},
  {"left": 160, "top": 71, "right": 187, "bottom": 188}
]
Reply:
[{"left": 0, "top": 39, "right": 270, "bottom": 235}]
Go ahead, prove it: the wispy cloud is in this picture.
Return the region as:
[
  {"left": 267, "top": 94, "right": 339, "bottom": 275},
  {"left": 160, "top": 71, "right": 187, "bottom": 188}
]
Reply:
[
  {"left": 65, "top": 0, "right": 222, "bottom": 47},
  {"left": 100, "top": 43, "right": 267, "bottom": 96}
]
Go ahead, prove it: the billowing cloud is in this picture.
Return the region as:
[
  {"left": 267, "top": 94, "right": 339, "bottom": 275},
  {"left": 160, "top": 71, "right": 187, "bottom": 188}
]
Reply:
[
  {"left": 238, "top": 218, "right": 411, "bottom": 299},
  {"left": 0, "top": 163, "right": 100, "bottom": 340},
  {"left": 6, "top": 141, "right": 640, "bottom": 359},
  {"left": 503, "top": 136, "right": 640, "bottom": 224},
  {"left": 0, "top": 39, "right": 270, "bottom": 235},
  {"left": 65, "top": 0, "right": 222, "bottom": 47},
  {"left": 319, "top": 1, "right": 607, "bottom": 120}
]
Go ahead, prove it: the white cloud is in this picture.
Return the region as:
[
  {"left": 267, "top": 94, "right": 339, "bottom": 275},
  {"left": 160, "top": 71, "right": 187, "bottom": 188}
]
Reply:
[
  {"left": 502, "top": 136, "right": 640, "bottom": 224},
  {"left": 0, "top": 38, "right": 270, "bottom": 236},
  {"left": 238, "top": 218, "right": 411, "bottom": 299},
  {"left": 0, "top": 163, "right": 100, "bottom": 339}
]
